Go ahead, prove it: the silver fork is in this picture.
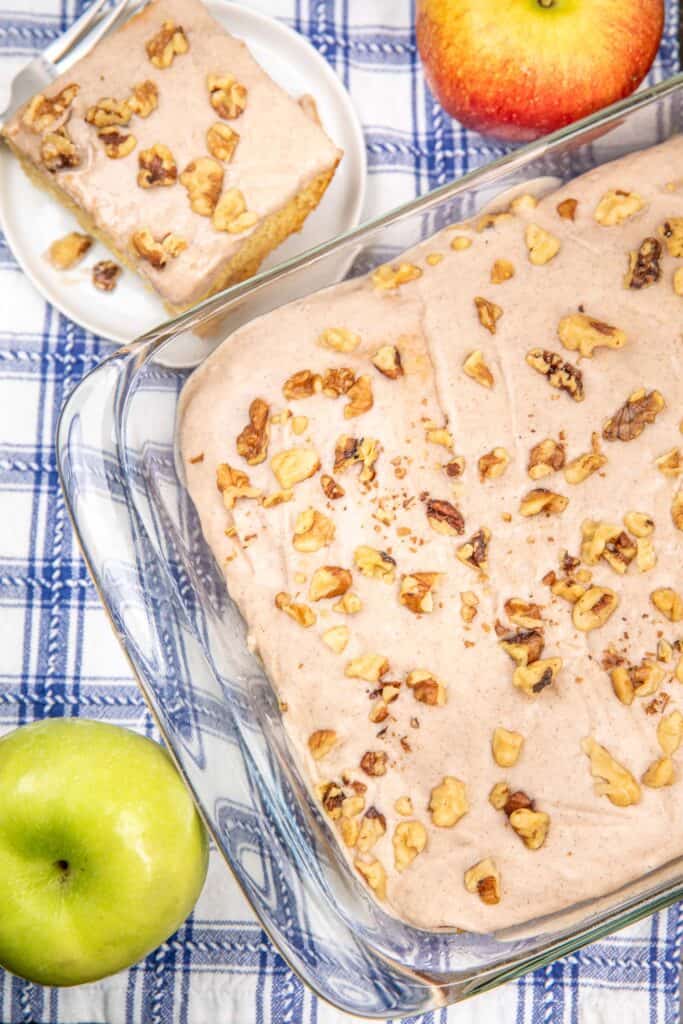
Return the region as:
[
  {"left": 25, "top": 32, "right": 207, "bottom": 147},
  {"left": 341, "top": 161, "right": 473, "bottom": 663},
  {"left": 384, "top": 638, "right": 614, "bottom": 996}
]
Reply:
[{"left": 0, "top": 0, "right": 133, "bottom": 127}]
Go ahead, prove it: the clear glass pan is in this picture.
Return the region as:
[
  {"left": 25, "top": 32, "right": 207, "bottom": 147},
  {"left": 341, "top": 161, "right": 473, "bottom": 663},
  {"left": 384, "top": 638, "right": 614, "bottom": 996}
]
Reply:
[{"left": 58, "top": 74, "right": 683, "bottom": 1017}]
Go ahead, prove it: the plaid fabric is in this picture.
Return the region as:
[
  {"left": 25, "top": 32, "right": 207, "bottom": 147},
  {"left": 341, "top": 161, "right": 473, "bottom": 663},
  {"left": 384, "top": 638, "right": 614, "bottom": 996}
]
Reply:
[{"left": 0, "top": 1, "right": 681, "bottom": 1021}]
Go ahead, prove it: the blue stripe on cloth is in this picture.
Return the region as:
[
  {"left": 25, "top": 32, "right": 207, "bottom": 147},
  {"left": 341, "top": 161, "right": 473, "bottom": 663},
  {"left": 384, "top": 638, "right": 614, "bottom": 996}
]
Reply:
[{"left": 0, "top": 0, "right": 681, "bottom": 1021}]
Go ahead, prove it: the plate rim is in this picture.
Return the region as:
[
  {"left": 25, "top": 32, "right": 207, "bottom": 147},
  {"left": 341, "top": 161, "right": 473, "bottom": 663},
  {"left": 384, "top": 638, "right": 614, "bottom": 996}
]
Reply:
[{"left": 0, "top": 0, "right": 367, "bottom": 343}]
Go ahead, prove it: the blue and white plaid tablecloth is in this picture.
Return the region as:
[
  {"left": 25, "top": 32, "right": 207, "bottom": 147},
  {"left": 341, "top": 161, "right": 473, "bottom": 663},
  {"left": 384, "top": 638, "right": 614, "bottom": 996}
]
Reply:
[{"left": 0, "top": 1, "right": 682, "bottom": 1021}]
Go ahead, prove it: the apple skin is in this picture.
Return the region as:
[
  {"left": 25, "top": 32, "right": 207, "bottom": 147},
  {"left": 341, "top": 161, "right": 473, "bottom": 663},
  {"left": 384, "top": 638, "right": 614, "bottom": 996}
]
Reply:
[
  {"left": 0, "top": 718, "right": 209, "bottom": 986},
  {"left": 416, "top": 0, "right": 664, "bottom": 142}
]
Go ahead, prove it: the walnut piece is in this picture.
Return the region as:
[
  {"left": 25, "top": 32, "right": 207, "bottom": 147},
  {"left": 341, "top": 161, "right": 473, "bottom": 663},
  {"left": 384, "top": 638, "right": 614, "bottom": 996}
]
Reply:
[
  {"left": 321, "top": 624, "right": 349, "bottom": 653},
  {"left": 558, "top": 313, "right": 626, "bottom": 358},
  {"left": 625, "top": 237, "right": 661, "bottom": 289},
  {"left": 354, "top": 545, "right": 395, "bottom": 582},
  {"left": 216, "top": 462, "right": 261, "bottom": 508},
  {"left": 236, "top": 398, "right": 269, "bottom": 465},
  {"left": 85, "top": 96, "right": 131, "bottom": 128},
  {"left": 318, "top": 327, "right": 361, "bottom": 353},
  {"left": 346, "top": 653, "right": 389, "bottom": 682},
  {"left": 499, "top": 628, "right": 544, "bottom": 666},
  {"left": 525, "top": 224, "right": 560, "bottom": 265},
  {"left": 406, "top": 668, "right": 447, "bottom": 706},
  {"left": 492, "top": 727, "right": 523, "bottom": 767},
  {"left": 623, "top": 511, "right": 654, "bottom": 537},
  {"left": 47, "top": 232, "right": 92, "bottom": 269},
  {"left": 207, "top": 73, "right": 247, "bottom": 119},
  {"left": 451, "top": 234, "right": 473, "bottom": 250},
  {"left": 425, "top": 498, "right": 464, "bottom": 536},
  {"left": 673, "top": 489, "right": 683, "bottom": 531},
  {"left": 642, "top": 757, "right": 675, "bottom": 788},
  {"left": 582, "top": 737, "right": 640, "bottom": 807},
  {"left": 594, "top": 189, "right": 645, "bottom": 226},
  {"left": 478, "top": 446, "right": 510, "bottom": 481},
  {"left": 429, "top": 776, "right": 468, "bottom": 827},
  {"left": 309, "top": 566, "right": 352, "bottom": 601},
  {"left": 490, "top": 259, "right": 514, "bottom": 284},
  {"left": 41, "top": 127, "right": 80, "bottom": 171},
  {"left": 528, "top": 438, "right": 565, "bottom": 480},
  {"left": 509, "top": 808, "right": 550, "bottom": 850},
  {"left": 308, "top": 729, "right": 337, "bottom": 760},
  {"left": 128, "top": 80, "right": 158, "bottom": 118},
  {"left": 474, "top": 296, "right": 502, "bottom": 334},
  {"left": 371, "top": 262, "right": 422, "bottom": 290},
  {"left": 180, "top": 157, "right": 224, "bottom": 216},
  {"left": 513, "top": 657, "right": 562, "bottom": 697},
  {"left": 399, "top": 572, "right": 441, "bottom": 614},
  {"left": 655, "top": 448, "right": 683, "bottom": 477},
  {"left": 146, "top": 21, "right": 189, "bottom": 68},
  {"left": 292, "top": 508, "right": 334, "bottom": 552},
  {"left": 564, "top": 434, "right": 607, "bottom": 484},
  {"left": 274, "top": 592, "right": 316, "bottom": 627},
  {"left": 456, "top": 527, "right": 491, "bottom": 573},
  {"left": 98, "top": 126, "right": 136, "bottom": 159},
  {"left": 602, "top": 389, "right": 665, "bottom": 442},
  {"left": 355, "top": 858, "right": 387, "bottom": 900},
  {"left": 206, "top": 122, "right": 240, "bottom": 162},
  {"left": 22, "top": 83, "right": 79, "bottom": 132},
  {"left": 271, "top": 447, "right": 320, "bottom": 489},
  {"left": 610, "top": 659, "right": 664, "bottom": 705},
  {"left": 393, "top": 821, "right": 427, "bottom": 871},
  {"left": 572, "top": 586, "right": 618, "bottom": 631},
  {"left": 344, "top": 376, "right": 373, "bottom": 419},
  {"left": 282, "top": 369, "right": 320, "bottom": 399},
  {"left": 464, "top": 858, "right": 501, "bottom": 905},
  {"left": 137, "top": 144, "right": 177, "bottom": 188},
  {"left": 651, "top": 588, "right": 683, "bottom": 622},
  {"left": 357, "top": 808, "right": 387, "bottom": 853},
  {"left": 92, "top": 260, "right": 121, "bottom": 292},
  {"left": 658, "top": 711, "right": 683, "bottom": 756},
  {"left": 213, "top": 189, "right": 258, "bottom": 234},
  {"left": 360, "top": 750, "right": 388, "bottom": 776},
  {"left": 395, "top": 796, "right": 413, "bottom": 816},
  {"left": 131, "top": 228, "right": 186, "bottom": 268},
  {"left": 463, "top": 349, "right": 494, "bottom": 388},
  {"left": 321, "top": 367, "right": 355, "bottom": 398},
  {"left": 659, "top": 217, "right": 683, "bottom": 256},
  {"left": 321, "top": 474, "right": 344, "bottom": 500},
  {"left": 371, "top": 344, "right": 403, "bottom": 379},
  {"left": 526, "top": 349, "right": 584, "bottom": 401},
  {"left": 519, "top": 488, "right": 568, "bottom": 517},
  {"left": 557, "top": 198, "right": 578, "bottom": 220},
  {"left": 504, "top": 598, "right": 543, "bottom": 629}
]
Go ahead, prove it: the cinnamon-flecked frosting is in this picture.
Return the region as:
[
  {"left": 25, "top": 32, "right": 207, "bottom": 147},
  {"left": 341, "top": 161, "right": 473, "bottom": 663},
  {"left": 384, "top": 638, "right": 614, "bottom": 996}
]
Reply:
[
  {"left": 179, "top": 136, "right": 683, "bottom": 931},
  {"left": 3, "top": 0, "right": 341, "bottom": 308}
]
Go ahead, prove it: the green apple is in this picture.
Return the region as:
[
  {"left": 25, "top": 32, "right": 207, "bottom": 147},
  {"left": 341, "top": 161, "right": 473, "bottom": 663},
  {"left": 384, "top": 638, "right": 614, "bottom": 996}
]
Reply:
[{"left": 0, "top": 718, "right": 209, "bottom": 986}]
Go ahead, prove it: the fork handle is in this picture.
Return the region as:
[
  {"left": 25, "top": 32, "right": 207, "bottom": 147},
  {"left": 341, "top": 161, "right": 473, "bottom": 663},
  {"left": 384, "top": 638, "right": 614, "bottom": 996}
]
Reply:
[{"left": 44, "top": 0, "right": 111, "bottom": 64}]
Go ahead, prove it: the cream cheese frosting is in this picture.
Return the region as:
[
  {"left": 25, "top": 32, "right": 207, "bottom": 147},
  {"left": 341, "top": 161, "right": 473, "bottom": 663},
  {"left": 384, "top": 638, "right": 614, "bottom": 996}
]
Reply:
[
  {"left": 3, "top": 0, "right": 341, "bottom": 308},
  {"left": 179, "top": 135, "right": 683, "bottom": 931}
]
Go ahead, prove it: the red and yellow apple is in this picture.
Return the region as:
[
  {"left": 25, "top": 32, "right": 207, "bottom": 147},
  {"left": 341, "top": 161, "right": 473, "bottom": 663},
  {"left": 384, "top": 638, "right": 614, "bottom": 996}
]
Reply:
[{"left": 416, "top": 0, "right": 665, "bottom": 141}]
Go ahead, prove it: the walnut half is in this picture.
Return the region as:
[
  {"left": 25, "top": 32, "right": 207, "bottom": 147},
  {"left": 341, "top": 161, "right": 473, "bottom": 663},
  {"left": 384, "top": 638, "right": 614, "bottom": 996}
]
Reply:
[
  {"left": 581, "top": 737, "right": 641, "bottom": 807},
  {"left": 47, "top": 232, "right": 92, "bottom": 269}
]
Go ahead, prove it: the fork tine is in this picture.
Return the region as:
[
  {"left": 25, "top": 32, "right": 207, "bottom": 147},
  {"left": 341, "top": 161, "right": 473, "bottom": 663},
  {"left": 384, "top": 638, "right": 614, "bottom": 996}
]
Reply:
[
  {"left": 43, "top": 0, "right": 111, "bottom": 65},
  {"left": 68, "top": 0, "right": 134, "bottom": 60}
]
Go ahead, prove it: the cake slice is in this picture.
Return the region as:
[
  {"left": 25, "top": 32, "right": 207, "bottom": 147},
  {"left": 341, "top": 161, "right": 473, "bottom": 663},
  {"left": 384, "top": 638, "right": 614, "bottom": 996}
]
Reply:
[{"left": 2, "top": 0, "right": 342, "bottom": 313}]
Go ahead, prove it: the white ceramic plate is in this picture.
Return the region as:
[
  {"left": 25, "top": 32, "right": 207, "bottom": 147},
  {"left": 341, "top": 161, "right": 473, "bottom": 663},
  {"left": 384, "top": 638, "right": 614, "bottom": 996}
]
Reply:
[{"left": 0, "top": 2, "right": 366, "bottom": 344}]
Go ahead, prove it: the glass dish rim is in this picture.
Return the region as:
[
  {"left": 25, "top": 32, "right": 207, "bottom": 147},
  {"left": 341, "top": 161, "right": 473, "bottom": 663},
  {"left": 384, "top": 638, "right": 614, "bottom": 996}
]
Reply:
[{"left": 57, "top": 72, "right": 683, "bottom": 1014}]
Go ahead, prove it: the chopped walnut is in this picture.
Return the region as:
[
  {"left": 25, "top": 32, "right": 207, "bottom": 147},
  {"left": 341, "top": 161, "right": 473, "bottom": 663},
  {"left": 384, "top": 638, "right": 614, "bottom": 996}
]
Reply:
[
  {"left": 456, "top": 528, "right": 491, "bottom": 573},
  {"left": 92, "top": 260, "right": 121, "bottom": 292},
  {"left": 504, "top": 598, "right": 543, "bottom": 628},
  {"left": 594, "top": 189, "right": 645, "bottom": 226},
  {"left": 137, "top": 144, "right": 177, "bottom": 188},
  {"left": 355, "top": 857, "right": 387, "bottom": 899},
  {"left": 463, "top": 349, "right": 494, "bottom": 388},
  {"left": 651, "top": 588, "right": 683, "bottom": 622},
  {"left": 528, "top": 438, "right": 565, "bottom": 480},
  {"left": 580, "top": 519, "right": 629, "bottom": 568},
  {"left": 509, "top": 808, "right": 550, "bottom": 850},
  {"left": 357, "top": 808, "right": 387, "bottom": 853},
  {"left": 558, "top": 313, "right": 626, "bottom": 359},
  {"left": 658, "top": 711, "right": 683, "bottom": 756},
  {"left": 489, "top": 782, "right": 510, "bottom": 811},
  {"left": 429, "top": 776, "right": 468, "bottom": 827},
  {"left": 274, "top": 592, "right": 316, "bottom": 628},
  {"left": 525, "top": 224, "right": 560, "bottom": 265},
  {"left": 371, "top": 262, "right": 422, "bottom": 290},
  {"left": 395, "top": 796, "right": 413, "bottom": 816},
  {"left": 128, "top": 80, "right": 158, "bottom": 118},
  {"left": 602, "top": 389, "right": 665, "bottom": 442},
  {"left": 371, "top": 344, "right": 403, "bottom": 379},
  {"left": 659, "top": 217, "right": 683, "bottom": 256},
  {"left": 656, "top": 448, "right": 683, "bottom": 476},
  {"left": 22, "top": 83, "right": 79, "bottom": 132},
  {"left": 360, "top": 750, "right": 388, "bottom": 776},
  {"left": 474, "top": 296, "right": 502, "bottom": 334},
  {"left": 642, "top": 756, "right": 675, "bottom": 788},
  {"left": 308, "top": 729, "right": 337, "bottom": 759},
  {"left": 673, "top": 489, "right": 683, "bottom": 531},
  {"left": 309, "top": 566, "right": 352, "bottom": 601},
  {"left": 564, "top": 434, "right": 607, "bottom": 484},
  {"left": 519, "top": 488, "right": 568, "bottom": 517},
  {"left": 582, "top": 737, "right": 640, "bottom": 806},
  {"left": 98, "top": 126, "right": 137, "bottom": 159},
  {"left": 207, "top": 73, "right": 247, "bottom": 119},
  {"left": 464, "top": 858, "right": 501, "bottom": 905},
  {"left": 206, "top": 122, "right": 240, "bottom": 162},
  {"left": 490, "top": 259, "right": 514, "bottom": 284},
  {"left": 492, "top": 727, "right": 524, "bottom": 767},
  {"left": 85, "top": 96, "right": 131, "bottom": 128},
  {"left": 399, "top": 573, "right": 441, "bottom": 614},
  {"left": 513, "top": 657, "right": 562, "bottom": 697},
  {"left": 283, "top": 370, "right": 320, "bottom": 399},
  {"left": 213, "top": 188, "right": 258, "bottom": 234},
  {"left": 321, "top": 367, "right": 355, "bottom": 398},
  {"left": 47, "top": 232, "right": 92, "bottom": 269},
  {"left": 318, "top": 327, "right": 361, "bottom": 353},
  {"left": 460, "top": 590, "right": 479, "bottom": 623},
  {"left": 146, "top": 20, "right": 189, "bottom": 68},
  {"left": 426, "top": 426, "right": 454, "bottom": 448},
  {"left": 334, "top": 436, "right": 380, "bottom": 484},
  {"left": 406, "top": 668, "right": 447, "bottom": 706},
  {"left": 451, "top": 235, "right": 473, "bottom": 250},
  {"left": 41, "top": 127, "right": 80, "bottom": 171},
  {"left": 478, "top": 447, "right": 510, "bottom": 481},
  {"left": 261, "top": 490, "right": 293, "bottom": 508},
  {"left": 321, "top": 624, "right": 349, "bottom": 653},
  {"left": 354, "top": 545, "right": 396, "bottom": 582},
  {"left": 179, "top": 157, "right": 223, "bottom": 216},
  {"left": 271, "top": 447, "right": 320, "bottom": 489},
  {"left": 623, "top": 511, "right": 654, "bottom": 537},
  {"left": 292, "top": 507, "right": 334, "bottom": 552},
  {"left": 291, "top": 416, "right": 307, "bottom": 436},
  {"left": 236, "top": 398, "right": 269, "bottom": 465},
  {"left": 426, "top": 498, "right": 464, "bottom": 536},
  {"left": 526, "top": 349, "right": 584, "bottom": 401},
  {"left": 346, "top": 654, "right": 389, "bottom": 682},
  {"left": 625, "top": 237, "right": 662, "bottom": 289},
  {"left": 610, "top": 659, "right": 664, "bottom": 705},
  {"left": 674, "top": 267, "right": 683, "bottom": 296},
  {"left": 504, "top": 791, "right": 534, "bottom": 816},
  {"left": 557, "top": 198, "right": 578, "bottom": 220},
  {"left": 572, "top": 586, "right": 618, "bottom": 631},
  {"left": 131, "top": 228, "right": 187, "bottom": 268},
  {"left": 393, "top": 820, "right": 427, "bottom": 871},
  {"left": 344, "top": 376, "right": 373, "bottom": 419},
  {"left": 321, "top": 474, "right": 344, "bottom": 500},
  {"left": 216, "top": 462, "right": 261, "bottom": 508},
  {"left": 499, "top": 628, "right": 544, "bottom": 667}
]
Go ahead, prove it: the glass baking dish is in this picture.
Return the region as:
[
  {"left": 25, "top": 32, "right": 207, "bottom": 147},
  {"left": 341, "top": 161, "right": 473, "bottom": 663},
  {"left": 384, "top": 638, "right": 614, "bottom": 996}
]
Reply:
[{"left": 57, "top": 74, "right": 683, "bottom": 1017}]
